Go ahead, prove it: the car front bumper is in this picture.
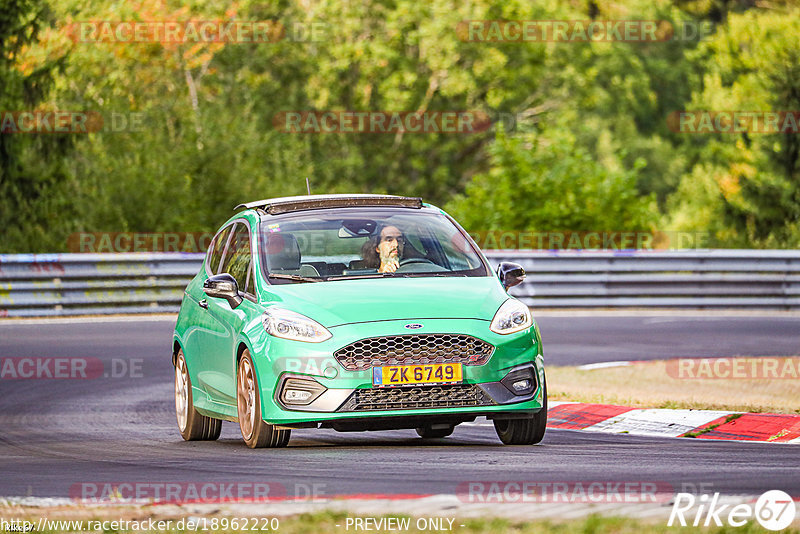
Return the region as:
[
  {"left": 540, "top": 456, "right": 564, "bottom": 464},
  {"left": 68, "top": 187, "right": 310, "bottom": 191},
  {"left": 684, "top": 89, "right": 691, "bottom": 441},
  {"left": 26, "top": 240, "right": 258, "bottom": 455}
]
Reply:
[{"left": 251, "top": 318, "right": 545, "bottom": 426}]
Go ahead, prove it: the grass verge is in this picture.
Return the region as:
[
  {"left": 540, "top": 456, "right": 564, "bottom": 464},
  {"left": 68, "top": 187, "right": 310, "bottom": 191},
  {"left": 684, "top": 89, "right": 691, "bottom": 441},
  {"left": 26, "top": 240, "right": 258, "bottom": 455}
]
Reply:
[
  {"left": 547, "top": 357, "right": 800, "bottom": 414},
  {"left": 1, "top": 509, "right": 795, "bottom": 533}
]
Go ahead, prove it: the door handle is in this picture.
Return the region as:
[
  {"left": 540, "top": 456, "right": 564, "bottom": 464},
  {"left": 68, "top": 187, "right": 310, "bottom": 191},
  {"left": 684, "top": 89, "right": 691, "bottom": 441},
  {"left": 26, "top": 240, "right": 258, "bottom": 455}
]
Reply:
[{"left": 198, "top": 299, "right": 208, "bottom": 309}]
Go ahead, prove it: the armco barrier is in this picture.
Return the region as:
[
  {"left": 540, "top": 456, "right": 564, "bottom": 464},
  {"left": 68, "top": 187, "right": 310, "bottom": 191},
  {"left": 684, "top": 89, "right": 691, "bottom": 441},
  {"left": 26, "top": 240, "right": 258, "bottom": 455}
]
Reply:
[
  {"left": 0, "top": 250, "right": 798, "bottom": 317},
  {"left": 503, "top": 249, "right": 800, "bottom": 309},
  {"left": 0, "top": 253, "right": 203, "bottom": 317}
]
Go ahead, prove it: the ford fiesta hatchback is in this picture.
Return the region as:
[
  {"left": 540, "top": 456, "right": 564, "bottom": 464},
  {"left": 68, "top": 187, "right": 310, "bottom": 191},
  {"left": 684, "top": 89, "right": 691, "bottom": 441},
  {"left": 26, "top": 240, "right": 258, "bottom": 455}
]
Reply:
[{"left": 172, "top": 194, "right": 546, "bottom": 447}]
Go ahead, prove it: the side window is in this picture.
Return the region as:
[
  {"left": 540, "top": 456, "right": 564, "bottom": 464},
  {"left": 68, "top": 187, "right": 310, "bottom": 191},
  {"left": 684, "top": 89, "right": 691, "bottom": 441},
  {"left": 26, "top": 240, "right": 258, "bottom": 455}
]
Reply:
[
  {"left": 220, "top": 222, "right": 252, "bottom": 294},
  {"left": 207, "top": 225, "right": 233, "bottom": 275}
]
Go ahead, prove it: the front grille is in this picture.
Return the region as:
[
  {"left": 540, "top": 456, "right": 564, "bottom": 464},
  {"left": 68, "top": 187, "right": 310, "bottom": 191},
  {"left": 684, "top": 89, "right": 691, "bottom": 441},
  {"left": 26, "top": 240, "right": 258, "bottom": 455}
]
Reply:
[
  {"left": 337, "top": 384, "right": 494, "bottom": 412},
  {"left": 334, "top": 334, "right": 494, "bottom": 371}
]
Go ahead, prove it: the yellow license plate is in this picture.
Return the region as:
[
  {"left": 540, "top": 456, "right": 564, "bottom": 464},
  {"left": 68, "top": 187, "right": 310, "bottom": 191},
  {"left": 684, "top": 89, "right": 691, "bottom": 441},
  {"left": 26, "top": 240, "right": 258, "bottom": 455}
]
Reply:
[{"left": 372, "top": 363, "right": 463, "bottom": 388}]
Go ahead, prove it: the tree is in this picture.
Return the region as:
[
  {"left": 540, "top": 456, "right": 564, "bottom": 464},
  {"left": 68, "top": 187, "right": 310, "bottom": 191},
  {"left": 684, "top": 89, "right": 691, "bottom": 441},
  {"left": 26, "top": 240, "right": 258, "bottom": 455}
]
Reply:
[
  {"left": 0, "top": 0, "right": 73, "bottom": 252},
  {"left": 667, "top": 8, "right": 800, "bottom": 247},
  {"left": 446, "top": 126, "right": 657, "bottom": 234}
]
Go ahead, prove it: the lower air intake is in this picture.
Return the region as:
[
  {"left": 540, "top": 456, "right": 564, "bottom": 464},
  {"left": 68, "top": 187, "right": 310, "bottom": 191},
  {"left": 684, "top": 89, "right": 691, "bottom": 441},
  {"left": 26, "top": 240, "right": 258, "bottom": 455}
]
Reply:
[{"left": 337, "top": 384, "right": 494, "bottom": 412}]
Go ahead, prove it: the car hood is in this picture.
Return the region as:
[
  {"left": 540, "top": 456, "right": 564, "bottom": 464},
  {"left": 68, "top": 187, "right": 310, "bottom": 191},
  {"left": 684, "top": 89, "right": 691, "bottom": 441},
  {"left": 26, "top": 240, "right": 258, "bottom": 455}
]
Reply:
[{"left": 261, "top": 276, "right": 509, "bottom": 327}]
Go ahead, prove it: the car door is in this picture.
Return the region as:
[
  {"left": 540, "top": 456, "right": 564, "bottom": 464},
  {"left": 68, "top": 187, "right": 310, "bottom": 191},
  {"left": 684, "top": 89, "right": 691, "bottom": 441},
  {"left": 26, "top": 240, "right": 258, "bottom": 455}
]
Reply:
[
  {"left": 200, "top": 221, "right": 260, "bottom": 405},
  {"left": 182, "top": 223, "right": 238, "bottom": 404}
]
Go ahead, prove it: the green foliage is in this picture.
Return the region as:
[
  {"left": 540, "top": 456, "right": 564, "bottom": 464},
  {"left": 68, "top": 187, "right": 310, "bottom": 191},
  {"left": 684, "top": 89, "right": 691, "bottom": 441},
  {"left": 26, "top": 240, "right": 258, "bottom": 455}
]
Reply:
[
  {"left": 446, "top": 127, "right": 657, "bottom": 231},
  {"left": 667, "top": 8, "right": 800, "bottom": 247},
  {"left": 0, "top": 0, "right": 75, "bottom": 252},
  {"left": 2, "top": 0, "right": 800, "bottom": 251}
]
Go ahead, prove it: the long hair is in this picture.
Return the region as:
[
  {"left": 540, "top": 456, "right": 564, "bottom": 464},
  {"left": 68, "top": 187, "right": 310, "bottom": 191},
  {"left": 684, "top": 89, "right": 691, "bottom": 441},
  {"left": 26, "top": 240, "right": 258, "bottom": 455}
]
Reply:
[{"left": 360, "top": 234, "right": 381, "bottom": 269}]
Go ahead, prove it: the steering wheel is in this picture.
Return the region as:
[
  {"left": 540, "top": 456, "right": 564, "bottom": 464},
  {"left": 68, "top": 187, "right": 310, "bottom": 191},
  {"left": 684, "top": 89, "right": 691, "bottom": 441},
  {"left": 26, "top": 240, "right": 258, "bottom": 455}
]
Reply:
[
  {"left": 399, "top": 258, "right": 434, "bottom": 266},
  {"left": 395, "top": 257, "right": 448, "bottom": 274}
]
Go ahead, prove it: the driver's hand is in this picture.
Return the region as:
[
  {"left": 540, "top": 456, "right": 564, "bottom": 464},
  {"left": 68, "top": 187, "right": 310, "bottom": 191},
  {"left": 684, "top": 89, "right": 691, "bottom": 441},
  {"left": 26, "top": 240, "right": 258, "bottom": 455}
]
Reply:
[{"left": 380, "top": 258, "right": 400, "bottom": 273}]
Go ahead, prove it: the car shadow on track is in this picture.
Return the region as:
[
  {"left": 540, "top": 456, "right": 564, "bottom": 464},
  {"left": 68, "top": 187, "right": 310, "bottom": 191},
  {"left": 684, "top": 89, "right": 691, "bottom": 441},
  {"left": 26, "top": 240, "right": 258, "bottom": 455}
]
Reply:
[{"left": 195, "top": 426, "right": 518, "bottom": 449}]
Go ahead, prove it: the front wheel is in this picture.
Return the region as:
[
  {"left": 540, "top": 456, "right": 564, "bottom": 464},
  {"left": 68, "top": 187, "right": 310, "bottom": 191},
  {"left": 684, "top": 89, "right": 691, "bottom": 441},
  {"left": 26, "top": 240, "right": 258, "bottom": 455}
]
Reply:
[
  {"left": 237, "top": 350, "right": 290, "bottom": 448},
  {"left": 493, "top": 374, "right": 547, "bottom": 445},
  {"left": 175, "top": 349, "right": 221, "bottom": 441}
]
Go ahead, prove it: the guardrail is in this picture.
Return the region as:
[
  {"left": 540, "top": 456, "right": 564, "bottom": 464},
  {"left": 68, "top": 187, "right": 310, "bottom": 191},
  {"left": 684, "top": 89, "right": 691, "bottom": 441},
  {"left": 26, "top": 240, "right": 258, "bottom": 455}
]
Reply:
[
  {"left": 502, "top": 249, "right": 800, "bottom": 309},
  {"left": 0, "top": 253, "right": 202, "bottom": 317},
  {"left": 0, "top": 250, "right": 798, "bottom": 316}
]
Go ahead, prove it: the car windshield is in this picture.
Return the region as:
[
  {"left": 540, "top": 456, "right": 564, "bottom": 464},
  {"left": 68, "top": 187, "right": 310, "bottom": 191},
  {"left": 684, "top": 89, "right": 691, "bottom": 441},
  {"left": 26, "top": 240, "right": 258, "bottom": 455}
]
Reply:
[{"left": 258, "top": 207, "right": 488, "bottom": 283}]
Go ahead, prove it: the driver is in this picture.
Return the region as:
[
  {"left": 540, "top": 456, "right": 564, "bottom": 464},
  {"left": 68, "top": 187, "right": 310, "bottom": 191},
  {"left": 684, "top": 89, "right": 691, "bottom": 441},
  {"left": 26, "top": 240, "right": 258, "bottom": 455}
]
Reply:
[{"left": 361, "top": 225, "right": 405, "bottom": 273}]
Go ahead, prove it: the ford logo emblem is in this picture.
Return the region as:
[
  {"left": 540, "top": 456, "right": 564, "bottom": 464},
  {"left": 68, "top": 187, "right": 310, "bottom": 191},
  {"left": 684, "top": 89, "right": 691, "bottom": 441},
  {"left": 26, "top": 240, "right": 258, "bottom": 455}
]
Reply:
[{"left": 404, "top": 323, "right": 423, "bottom": 330}]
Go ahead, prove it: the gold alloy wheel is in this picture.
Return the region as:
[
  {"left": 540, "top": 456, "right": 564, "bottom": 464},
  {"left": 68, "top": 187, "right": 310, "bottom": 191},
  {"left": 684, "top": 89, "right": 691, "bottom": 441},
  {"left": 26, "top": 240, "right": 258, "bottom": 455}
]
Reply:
[
  {"left": 175, "top": 354, "right": 189, "bottom": 432},
  {"left": 237, "top": 356, "right": 257, "bottom": 441}
]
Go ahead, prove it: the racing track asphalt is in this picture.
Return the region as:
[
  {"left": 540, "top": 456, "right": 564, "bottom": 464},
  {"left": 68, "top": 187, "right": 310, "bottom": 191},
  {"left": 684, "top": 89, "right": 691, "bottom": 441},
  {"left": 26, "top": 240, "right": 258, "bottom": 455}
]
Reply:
[{"left": 0, "top": 314, "right": 798, "bottom": 500}]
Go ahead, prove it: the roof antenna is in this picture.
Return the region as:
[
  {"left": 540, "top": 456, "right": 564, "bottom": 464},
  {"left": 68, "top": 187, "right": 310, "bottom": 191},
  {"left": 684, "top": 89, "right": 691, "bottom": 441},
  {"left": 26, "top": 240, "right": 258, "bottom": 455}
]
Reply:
[{"left": 306, "top": 177, "right": 311, "bottom": 195}]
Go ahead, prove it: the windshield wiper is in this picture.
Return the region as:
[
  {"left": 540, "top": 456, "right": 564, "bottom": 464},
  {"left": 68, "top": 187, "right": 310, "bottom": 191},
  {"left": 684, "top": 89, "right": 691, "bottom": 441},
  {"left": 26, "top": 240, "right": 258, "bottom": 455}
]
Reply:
[
  {"left": 400, "top": 273, "right": 457, "bottom": 278},
  {"left": 326, "top": 272, "right": 406, "bottom": 281},
  {"left": 268, "top": 273, "right": 322, "bottom": 283}
]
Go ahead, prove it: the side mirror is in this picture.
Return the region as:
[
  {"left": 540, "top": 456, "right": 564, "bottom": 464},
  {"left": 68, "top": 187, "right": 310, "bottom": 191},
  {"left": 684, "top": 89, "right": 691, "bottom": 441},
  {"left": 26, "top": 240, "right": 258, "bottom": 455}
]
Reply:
[
  {"left": 203, "top": 273, "right": 243, "bottom": 309},
  {"left": 496, "top": 262, "right": 526, "bottom": 290}
]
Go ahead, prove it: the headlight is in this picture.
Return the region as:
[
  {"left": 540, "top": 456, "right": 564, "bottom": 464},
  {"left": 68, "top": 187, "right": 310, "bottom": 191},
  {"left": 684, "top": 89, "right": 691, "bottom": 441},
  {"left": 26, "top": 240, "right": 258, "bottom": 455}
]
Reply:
[
  {"left": 262, "top": 308, "right": 332, "bottom": 343},
  {"left": 490, "top": 299, "right": 532, "bottom": 335}
]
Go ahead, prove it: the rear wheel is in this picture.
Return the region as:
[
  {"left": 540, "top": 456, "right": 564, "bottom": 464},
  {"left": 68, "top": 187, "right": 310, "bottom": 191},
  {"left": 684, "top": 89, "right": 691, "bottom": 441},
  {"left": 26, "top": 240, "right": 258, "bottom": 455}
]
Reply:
[
  {"left": 493, "top": 373, "right": 547, "bottom": 445},
  {"left": 237, "top": 350, "right": 290, "bottom": 448},
  {"left": 175, "top": 349, "right": 221, "bottom": 441},
  {"left": 415, "top": 424, "right": 455, "bottom": 439}
]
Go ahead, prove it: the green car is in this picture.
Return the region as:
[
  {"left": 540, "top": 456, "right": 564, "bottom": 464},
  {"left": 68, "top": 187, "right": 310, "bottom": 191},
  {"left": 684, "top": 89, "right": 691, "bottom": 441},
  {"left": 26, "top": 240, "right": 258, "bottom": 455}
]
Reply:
[{"left": 172, "top": 194, "right": 546, "bottom": 448}]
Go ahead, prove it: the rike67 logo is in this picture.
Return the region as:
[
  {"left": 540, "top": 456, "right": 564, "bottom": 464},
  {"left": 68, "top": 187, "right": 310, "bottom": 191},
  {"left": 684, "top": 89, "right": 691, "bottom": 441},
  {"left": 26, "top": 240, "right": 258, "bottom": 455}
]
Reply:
[{"left": 669, "top": 490, "right": 796, "bottom": 531}]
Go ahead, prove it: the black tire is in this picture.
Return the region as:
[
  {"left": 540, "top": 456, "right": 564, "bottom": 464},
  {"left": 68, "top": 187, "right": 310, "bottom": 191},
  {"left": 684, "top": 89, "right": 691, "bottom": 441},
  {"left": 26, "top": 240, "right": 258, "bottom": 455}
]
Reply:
[
  {"left": 237, "top": 350, "right": 290, "bottom": 448},
  {"left": 493, "top": 373, "right": 547, "bottom": 445},
  {"left": 415, "top": 424, "right": 455, "bottom": 439},
  {"left": 175, "top": 349, "right": 222, "bottom": 441}
]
